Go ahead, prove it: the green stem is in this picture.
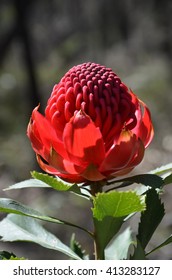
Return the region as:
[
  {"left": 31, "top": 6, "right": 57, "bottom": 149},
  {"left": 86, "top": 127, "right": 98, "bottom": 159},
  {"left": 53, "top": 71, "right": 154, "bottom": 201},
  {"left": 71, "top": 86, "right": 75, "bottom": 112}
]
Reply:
[
  {"left": 93, "top": 223, "right": 105, "bottom": 260},
  {"left": 90, "top": 182, "right": 105, "bottom": 260},
  {"left": 105, "top": 181, "right": 133, "bottom": 192},
  {"left": 90, "top": 182, "right": 103, "bottom": 196}
]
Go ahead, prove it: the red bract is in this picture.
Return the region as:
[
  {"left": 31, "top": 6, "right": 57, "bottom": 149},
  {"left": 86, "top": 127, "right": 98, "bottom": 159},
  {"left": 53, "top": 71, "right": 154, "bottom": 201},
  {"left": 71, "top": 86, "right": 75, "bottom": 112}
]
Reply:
[{"left": 27, "top": 62, "right": 154, "bottom": 183}]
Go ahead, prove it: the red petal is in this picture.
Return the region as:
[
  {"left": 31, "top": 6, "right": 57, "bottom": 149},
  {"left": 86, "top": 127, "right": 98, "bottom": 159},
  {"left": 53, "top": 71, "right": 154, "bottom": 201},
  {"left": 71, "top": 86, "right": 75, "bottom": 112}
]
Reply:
[
  {"left": 81, "top": 164, "right": 106, "bottom": 181},
  {"left": 31, "top": 106, "right": 57, "bottom": 147},
  {"left": 28, "top": 106, "right": 68, "bottom": 160},
  {"left": 37, "top": 155, "right": 84, "bottom": 183},
  {"left": 128, "top": 138, "right": 145, "bottom": 167},
  {"left": 100, "top": 130, "right": 142, "bottom": 173},
  {"left": 49, "top": 148, "right": 85, "bottom": 175},
  {"left": 37, "top": 154, "right": 62, "bottom": 175},
  {"left": 27, "top": 117, "right": 45, "bottom": 157},
  {"left": 138, "top": 100, "right": 154, "bottom": 147},
  {"left": 106, "top": 140, "right": 144, "bottom": 178},
  {"left": 63, "top": 110, "right": 105, "bottom": 167},
  {"left": 132, "top": 100, "right": 154, "bottom": 147}
]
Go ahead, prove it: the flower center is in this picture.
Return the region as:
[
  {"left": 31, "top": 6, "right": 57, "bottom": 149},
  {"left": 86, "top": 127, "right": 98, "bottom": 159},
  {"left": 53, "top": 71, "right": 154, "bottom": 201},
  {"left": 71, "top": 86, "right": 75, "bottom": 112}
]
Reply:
[{"left": 45, "top": 62, "right": 136, "bottom": 149}]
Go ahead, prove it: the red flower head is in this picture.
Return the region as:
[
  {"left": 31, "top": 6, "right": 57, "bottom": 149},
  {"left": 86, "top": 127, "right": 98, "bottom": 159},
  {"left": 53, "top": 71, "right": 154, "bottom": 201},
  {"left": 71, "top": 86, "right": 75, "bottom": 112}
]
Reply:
[{"left": 27, "top": 62, "right": 154, "bottom": 183}]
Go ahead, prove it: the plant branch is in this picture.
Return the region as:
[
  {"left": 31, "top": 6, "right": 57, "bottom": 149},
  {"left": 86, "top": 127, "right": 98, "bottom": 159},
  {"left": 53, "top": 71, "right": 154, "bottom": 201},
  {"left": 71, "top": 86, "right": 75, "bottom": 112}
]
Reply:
[{"left": 105, "top": 181, "right": 133, "bottom": 192}]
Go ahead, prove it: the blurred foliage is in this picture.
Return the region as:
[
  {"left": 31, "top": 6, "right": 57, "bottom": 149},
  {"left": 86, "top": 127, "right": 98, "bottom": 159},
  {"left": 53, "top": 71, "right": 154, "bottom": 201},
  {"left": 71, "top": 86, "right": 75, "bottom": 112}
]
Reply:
[{"left": 0, "top": 0, "right": 172, "bottom": 259}]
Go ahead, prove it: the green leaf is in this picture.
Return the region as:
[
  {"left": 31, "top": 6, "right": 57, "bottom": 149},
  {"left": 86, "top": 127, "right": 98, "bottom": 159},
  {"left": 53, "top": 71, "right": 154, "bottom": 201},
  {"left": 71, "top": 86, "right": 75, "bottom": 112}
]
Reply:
[
  {"left": 92, "top": 191, "right": 145, "bottom": 221},
  {"left": 112, "top": 174, "right": 164, "bottom": 189},
  {"left": 94, "top": 216, "right": 124, "bottom": 259},
  {"left": 0, "top": 198, "right": 92, "bottom": 235},
  {"left": 149, "top": 163, "right": 172, "bottom": 185},
  {"left": 137, "top": 188, "right": 165, "bottom": 249},
  {"left": 128, "top": 174, "right": 164, "bottom": 188},
  {"left": 70, "top": 233, "right": 88, "bottom": 260},
  {"left": 149, "top": 163, "right": 172, "bottom": 175},
  {"left": 0, "top": 197, "right": 64, "bottom": 223},
  {"left": 5, "top": 171, "right": 82, "bottom": 195},
  {"left": 31, "top": 171, "right": 90, "bottom": 198},
  {"left": 4, "top": 174, "right": 90, "bottom": 199},
  {"left": 130, "top": 239, "right": 146, "bottom": 260},
  {"left": 0, "top": 250, "right": 26, "bottom": 260},
  {"left": 105, "top": 227, "right": 133, "bottom": 260},
  {"left": 146, "top": 234, "right": 172, "bottom": 256},
  {"left": 4, "top": 178, "right": 50, "bottom": 191},
  {"left": 0, "top": 250, "right": 16, "bottom": 260},
  {"left": 163, "top": 173, "right": 172, "bottom": 186},
  {"left": 92, "top": 191, "right": 145, "bottom": 259},
  {"left": 0, "top": 214, "right": 81, "bottom": 260},
  {"left": 31, "top": 171, "right": 77, "bottom": 192}
]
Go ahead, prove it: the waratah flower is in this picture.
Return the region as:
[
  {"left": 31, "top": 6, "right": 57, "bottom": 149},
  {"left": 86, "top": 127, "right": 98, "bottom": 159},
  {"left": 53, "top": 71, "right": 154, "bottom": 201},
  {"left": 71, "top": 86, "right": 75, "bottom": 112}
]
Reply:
[{"left": 27, "top": 62, "right": 154, "bottom": 183}]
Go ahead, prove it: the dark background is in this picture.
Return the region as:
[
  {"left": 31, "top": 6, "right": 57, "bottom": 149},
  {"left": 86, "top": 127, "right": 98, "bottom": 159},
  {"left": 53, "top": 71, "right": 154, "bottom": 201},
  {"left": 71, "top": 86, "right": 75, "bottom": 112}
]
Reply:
[{"left": 0, "top": 0, "right": 172, "bottom": 259}]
